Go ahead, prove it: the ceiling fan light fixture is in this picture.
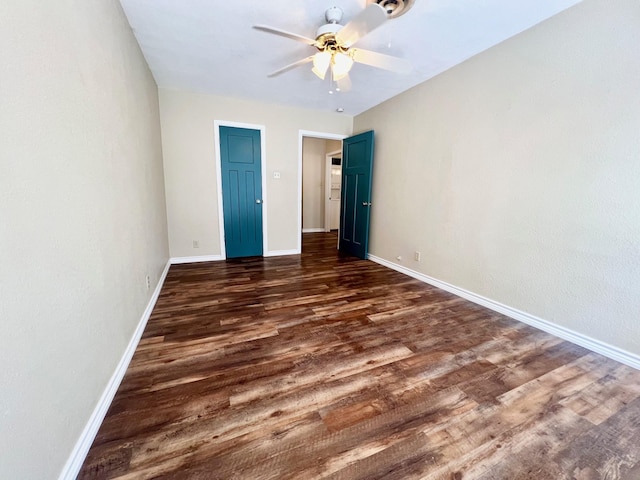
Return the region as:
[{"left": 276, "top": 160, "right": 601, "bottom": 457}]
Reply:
[
  {"left": 332, "top": 52, "right": 353, "bottom": 81},
  {"left": 257, "top": 3, "right": 412, "bottom": 85},
  {"left": 311, "top": 51, "right": 331, "bottom": 80}
]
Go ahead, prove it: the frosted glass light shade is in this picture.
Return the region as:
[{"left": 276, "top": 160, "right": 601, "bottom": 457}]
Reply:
[
  {"left": 312, "top": 51, "right": 331, "bottom": 80},
  {"left": 332, "top": 52, "right": 354, "bottom": 80}
]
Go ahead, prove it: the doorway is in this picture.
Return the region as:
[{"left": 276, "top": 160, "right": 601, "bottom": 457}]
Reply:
[
  {"left": 339, "top": 130, "right": 375, "bottom": 259},
  {"left": 215, "top": 121, "right": 267, "bottom": 259},
  {"left": 298, "top": 130, "right": 347, "bottom": 252}
]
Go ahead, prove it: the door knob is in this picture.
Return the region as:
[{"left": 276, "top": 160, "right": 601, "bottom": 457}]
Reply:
[
  {"left": 362, "top": 202, "right": 372, "bottom": 206},
  {"left": 256, "top": 199, "right": 262, "bottom": 204}
]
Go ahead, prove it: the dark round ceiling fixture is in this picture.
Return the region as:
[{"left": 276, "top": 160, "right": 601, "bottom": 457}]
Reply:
[{"left": 366, "top": 0, "right": 415, "bottom": 18}]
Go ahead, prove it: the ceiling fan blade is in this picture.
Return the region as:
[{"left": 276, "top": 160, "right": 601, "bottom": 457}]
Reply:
[
  {"left": 267, "top": 56, "right": 314, "bottom": 77},
  {"left": 335, "top": 4, "right": 388, "bottom": 48},
  {"left": 253, "top": 25, "right": 318, "bottom": 46},
  {"left": 352, "top": 48, "right": 412, "bottom": 74},
  {"left": 336, "top": 74, "right": 352, "bottom": 93}
]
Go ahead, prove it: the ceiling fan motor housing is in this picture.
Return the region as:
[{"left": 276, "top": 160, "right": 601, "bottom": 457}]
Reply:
[
  {"left": 316, "top": 7, "right": 343, "bottom": 41},
  {"left": 316, "top": 22, "right": 342, "bottom": 40}
]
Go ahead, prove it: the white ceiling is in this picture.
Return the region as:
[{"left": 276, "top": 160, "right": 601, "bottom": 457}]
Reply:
[{"left": 119, "top": 0, "right": 582, "bottom": 116}]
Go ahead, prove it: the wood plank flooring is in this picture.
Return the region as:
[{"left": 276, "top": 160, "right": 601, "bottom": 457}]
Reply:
[{"left": 79, "top": 233, "right": 640, "bottom": 479}]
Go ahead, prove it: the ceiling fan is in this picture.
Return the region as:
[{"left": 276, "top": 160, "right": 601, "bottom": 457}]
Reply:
[{"left": 253, "top": 4, "right": 411, "bottom": 90}]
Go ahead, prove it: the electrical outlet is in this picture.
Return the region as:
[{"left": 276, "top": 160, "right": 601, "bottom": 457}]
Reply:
[
  {"left": 273, "top": 171, "right": 281, "bottom": 179},
  {"left": 193, "top": 240, "right": 200, "bottom": 249},
  {"left": 145, "top": 275, "right": 150, "bottom": 290},
  {"left": 414, "top": 251, "right": 421, "bottom": 262}
]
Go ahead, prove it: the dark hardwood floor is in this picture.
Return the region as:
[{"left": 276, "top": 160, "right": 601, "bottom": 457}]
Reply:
[{"left": 79, "top": 232, "right": 640, "bottom": 479}]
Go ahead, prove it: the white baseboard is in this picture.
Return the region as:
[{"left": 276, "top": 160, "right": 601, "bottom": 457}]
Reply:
[
  {"left": 368, "top": 254, "right": 640, "bottom": 371},
  {"left": 302, "top": 228, "right": 326, "bottom": 233},
  {"left": 170, "top": 254, "right": 225, "bottom": 264},
  {"left": 172, "top": 251, "right": 302, "bottom": 262},
  {"left": 264, "top": 249, "right": 300, "bottom": 257},
  {"left": 58, "top": 260, "right": 171, "bottom": 480}
]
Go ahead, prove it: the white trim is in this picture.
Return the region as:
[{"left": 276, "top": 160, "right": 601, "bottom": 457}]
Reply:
[
  {"left": 298, "top": 130, "right": 347, "bottom": 254},
  {"left": 213, "top": 123, "right": 227, "bottom": 261},
  {"left": 59, "top": 260, "right": 171, "bottom": 480},
  {"left": 214, "top": 121, "right": 268, "bottom": 259},
  {"left": 302, "top": 228, "right": 326, "bottom": 233},
  {"left": 264, "top": 249, "right": 300, "bottom": 257},
  {"left": 170, "top": 254, "right": 225, "bottom": 264},
  {"left": 367, "top": 254, "right": 640, "bottom": 371}
]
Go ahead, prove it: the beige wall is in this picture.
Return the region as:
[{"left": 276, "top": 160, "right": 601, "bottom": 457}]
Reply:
[
  {"left": 0, "top": 1, "right": 169, "bottom": 478},
  {"left": 159, "top": 89, "right": 352, "bottom": 257},
  {"left": 302, "top": 138, "right": 342, "bottom": 231},
  {"left": 354, "top": 0, "right": 640, "bottom": 355},
  {"left": 326, "top": 140, "right": 342, "bottom": 153},
  {"left": 302, "top": 138, "right": 327, "bottom": 230}
]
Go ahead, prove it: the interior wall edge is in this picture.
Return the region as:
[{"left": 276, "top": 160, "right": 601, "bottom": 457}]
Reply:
[
  {"left": 368, "top": 254, "right": 640, "bottom": 372},
  {"left": 57, "top": 260, "right": 172, "bottom": 480}
]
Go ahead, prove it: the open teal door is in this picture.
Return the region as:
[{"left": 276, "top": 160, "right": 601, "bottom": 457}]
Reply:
[
  {"left": 219, "top": 126, "right": 263, "bottom": 258},
  {"left": 339, "top": 130, "right": 374, "bottom": 259}
]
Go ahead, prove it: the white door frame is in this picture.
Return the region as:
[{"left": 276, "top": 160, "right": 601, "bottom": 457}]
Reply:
[
  {"left": 324, "top": 149, "right": 342, "bottom": 232},
  {"left": 298, "top": 130, "right": 347, "bottom": 253},
  {"left": 214, "top": 120, "right": 268, "bottom": 259}
]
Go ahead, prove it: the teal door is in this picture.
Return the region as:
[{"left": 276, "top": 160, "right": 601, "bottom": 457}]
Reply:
[
  {"left": 339, "top": 130, "right": 374, "bottom": 259},
  {"left": 219, "top": 126, "right": 263, "bottom": 258}
]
